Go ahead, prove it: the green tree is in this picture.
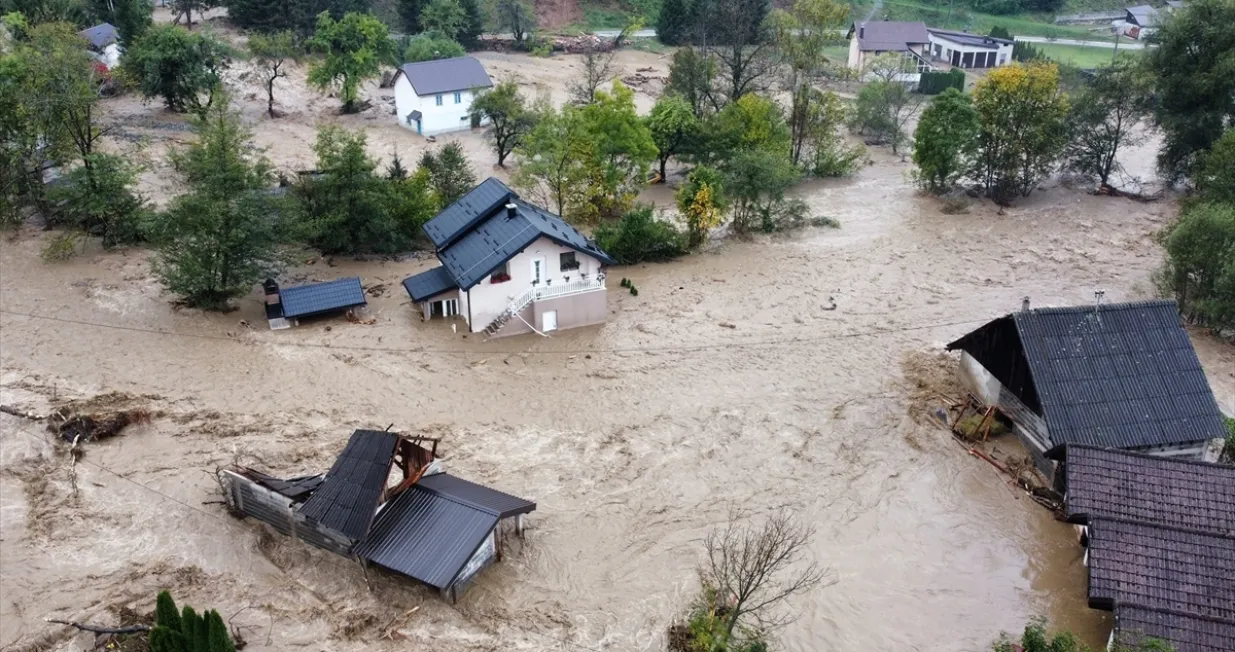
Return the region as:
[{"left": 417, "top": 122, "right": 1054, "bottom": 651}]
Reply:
[
  {"left": 646, "top": 94, "right": 699, "bottom": 181},
  {"left": 169, "top": 0, "right": 217, "bottom": 30},
  {"left": 771, "top": 0, "right": 849, "bottom": 166},
  {"left": 402, "top": 31, "right": 464, "bottom": 62},
  {"left": 994, "top": 618, "right": 1174, "bottom": 652},
  {"left": 988, "top": 25, "right": 1011, "bottom": 40},
  {"left": 724, "top": 148, "right": 800, "bottom": 233},
  {"left": 49, "top": 154, "right": 149, "bottom": 246},
  {"left": 676, "top": 166, "right": 727, "bottom": 247},
  {"left": 307, "top": 11, "right": 391, "bottom": 113},
  {"left": 594, "top": 204, "right": 687, "bottom": 263},
  {"left": 576, "top": 81, "right": 658, "bottom": 221},
  {"left": 397, "top": 0, "right": 425, "bottom": 33},
  {"left": 850, "top": 76, "right": 923, "bottom": 154},
  {"left": 1143, "top": 0, "right": 1235, "bottom": 183},
  {"left": 1196, "top": 129, "right": 1235, "bottom": 204},
  {"left": 513, "top": 101, "right": 591, "bottom": 217},
  {"left": 912, "top": 87, "right": 980, "bottom": 194},
  {"left": 385, "top": 152, "right": 408, "bottom": 180},
  {"left": 657, "top": 0, "right": 692, "bottom": 46},
  {"left": 1012, "top": 40, "right": 1043, "bottom": 62},
  {"left": 457, "top": 0, "right": 482, "bottom": 48},
  {"left": 18, "top": 23, "right": 105, "bottom": 168},
  {"left": 971, "top": 61, "right": 1068, "bottom": 203},
  {"left": 418, "top": 141, "right": 475, "bottom": 205},
  {"left": 88, "top": 0, "right": 152, "bottom": 44},
  {"left": 800, "top": 87, "right": 860, "bottom": 177},
  {"left": 384, "top": 166, "right": 438, "bottom": 239},
  {"left": 248, "top": 30, "right": 301, "bottom": 117},
  {"left": 2, "top": 0, "right": 85, "bottom": 25},
  {"left": 418, "top": 0, "right": 465, "bottom": 40},
  {"left": 223, "top": 0, "right": 370, "bottom": 34},
  {"left": 205, "top": 610, "right": 235, "bottom": 652},
  {"left": 1161, "top": 203, "right": 1235, "bottom": 329},
  {"left": 155, "top": 591, "right": 183, "bottom": 633},
  {"left": 151, "top": 98, "right": 284, "bottom": 310},
  {"left": 125, "top": 25, "right": 230, "bottom": 114},
  {"left": 666, "top": 46, "right": 717, "bottom": 117},
  {"left": 470, "top": 81, "right": 533, "bottom": 166},
  {"left": 1063, "top": 58, "right": 1150, "bottom": 187},
  {"left": 709, "top": 92, "right": 790, "bottom": 163},
  {"left": 180, "top": 607, "right": 204, "bottom": 652},
  {"left": 493, "top": 0, "right": 533, "bottom": 45}
]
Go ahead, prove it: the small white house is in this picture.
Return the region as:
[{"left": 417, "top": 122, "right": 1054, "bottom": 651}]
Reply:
[
  {"left": 393, "top": 57, "right": 493, "bottom": 137},
  {"left": 927, "top": 29, "right": 1013, "bottom": 69},
  {"left": 846, "top": 21, "right": 934, "bottom": 83},
  {"left": 78, "top": 23, "right": 121, "bottom": 68}
]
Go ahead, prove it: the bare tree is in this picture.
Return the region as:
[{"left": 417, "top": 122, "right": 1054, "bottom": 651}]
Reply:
[
  {"left": 693, "top": 0, "right": 779, "bottom": 106},
  {"left": 702, "top": 510, "right": 830, "bottom": 640},
  {"left": 569, "top": 49, "right": 616, "bottom": 105}
]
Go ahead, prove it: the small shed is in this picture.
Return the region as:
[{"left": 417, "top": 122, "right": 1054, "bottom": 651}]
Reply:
[{"left": 264, "top": 277, "right": 366, "bottom": 330}]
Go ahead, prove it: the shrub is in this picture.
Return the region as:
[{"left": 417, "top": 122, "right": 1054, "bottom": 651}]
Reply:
[
  {"left": 1222, "top": 416, "right": 1234, "bottom": 463},
  {"left": 1160, "top": 202, "right": 1235, "bottom": 329},
  {"left": 40, "top": 231, "right": 83, "bottom": 261},
  {"left": 594, "top": 205, "right": 688, "bottom": 265},
  {"left": 403, "top": 31, "right": 466, "bottom": 63},
  {"left": 918, "top": 69, "right": 964, "bottom": 95}
]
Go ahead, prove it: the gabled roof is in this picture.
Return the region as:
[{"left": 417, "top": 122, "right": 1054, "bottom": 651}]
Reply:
[
  {"left": 1127, "top": 4, "right": 1160, "bottom": 26},
  {"left": 78, "top": 23, "right": 118, "bottom": 49},
  {"left": 1055, "top": 445, "right": 1235, "bottom": 537},
  {"left": 423, "top": 178, "right": 615, "bottom": 292},
  {"left": 298, "top": 430, "right": 399, "bottom": 541},
  {"left": 848, "top": 21, "right": 930, "bottom": 52},
  {"left": 351, "top": 473, "right": 536, "bottom": 590},
  {"left": 927, "top": 28, "right": 1013, "bottom": 48},
  {"left": 402, "top": 266, "right": 459, "bottom": 302},
  {"left": 947, "top": 300, "right": 1227, "bottom": 450},
  {"left": 1086, "top": 518, "right": 1235, "bottom": 622},
  {"left": 396, "top": 56, "right": 493, "bottom": 96},
  {"left": 278, "top": 277, "right": 367, "bottom": 319},
  {"left": 1115, "top": 606, "right": 1235, "bottom": 652}
]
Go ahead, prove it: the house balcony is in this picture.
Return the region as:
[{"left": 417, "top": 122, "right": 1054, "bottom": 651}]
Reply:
[{"left": 528, "top": 274, "right": 606, "bottom": 302}]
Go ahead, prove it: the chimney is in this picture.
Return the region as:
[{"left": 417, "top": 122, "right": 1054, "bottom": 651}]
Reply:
[
  {"left": 505, "top": 202, "right": 517, "bottom": 218},
  {"left": 859, "top": 25, "right": 865, "bottom": 39},
  {"left": 1021, "top": 296, "right": 1030, "bottom": 313}
]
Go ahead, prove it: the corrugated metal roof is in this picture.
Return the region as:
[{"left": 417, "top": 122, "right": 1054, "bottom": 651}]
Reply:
[
  {"left": 279, "top": 277, "right": 367, "bottom": 319},
  {"left": 1115, "top": 606, "right": 1235, "bottom": 652},
  {"left": 397, "top": 56, "right": 493, "bottom": 97},
  {"left": 417, "top": 472, "right": 536, "bottom": 518},
  {"left": 1127, "top": 4, "right": 1160, "bottom": 26},
  {"left": 928, "top": 28, "right": 1012, "bottom": 48},
  {"left": 78, "top": 23, "right": 118, "bottom": 49},
  {"left": 352, "top": 485, "right": 501, "bottom": 589},
  {"left": 948, "top": 300, "right": 1227, "bottom": 450},
  {"left": 422, "top": 177, "right": 516, "bottom": 250},
  {"left": 402, "top": 267, "right": 459, "bottom": 302},
  {"left": 1059, "top": 445, "right": 1235, "bottom": 537},
  {"left": 1086, "top": 518, "right": 1235, "bottom": 623},
  {"left": 298, "top": 430, "right": 398, "bottom": 541},
  {"left": 850, "top": 21, "right": 930, "bottom": 51}
]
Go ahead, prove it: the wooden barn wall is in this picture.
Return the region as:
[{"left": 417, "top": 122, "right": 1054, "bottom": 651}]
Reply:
[{"left": 221, "top": 471, "right": 354, "bottom": 556}]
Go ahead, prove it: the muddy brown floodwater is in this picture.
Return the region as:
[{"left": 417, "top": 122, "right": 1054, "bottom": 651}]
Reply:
[{"left": 3, "top": 43, "right": 1235, "bottom": 651}]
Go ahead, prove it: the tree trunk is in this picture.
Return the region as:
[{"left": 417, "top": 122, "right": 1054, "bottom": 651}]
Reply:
[
  {"left": 659, "top": 157, "right": 667, "bottom": 182},
  {"left": 267, "top": 78, "right": 276, "bottom": 118}
]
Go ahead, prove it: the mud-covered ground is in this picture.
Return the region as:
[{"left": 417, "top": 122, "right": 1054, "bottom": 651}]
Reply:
[{"left": 3, "top": 18, "right": 1235, "bottom": 652}]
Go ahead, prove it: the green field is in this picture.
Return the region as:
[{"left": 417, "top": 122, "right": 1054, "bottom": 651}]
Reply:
[
  {"left": 1033, "top": 41, "right": 1141, "bottom": 68},
  {"left": 852, "top": 0, "right": 1116, "bottom": 42}
]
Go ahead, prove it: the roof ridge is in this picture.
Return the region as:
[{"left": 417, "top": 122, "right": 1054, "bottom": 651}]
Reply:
[
  {"left": 1091, "top": 515, "right": 1235, "bottom": 542},
  {"left": 1061, "top": 444, "right": 1235, "bottom": 471},
  {"left": 1015, "top": 298, "right": 1177, "bottom": 317},
  {"left": 1118, "top": 604, "right": 1235, "bottom": 627},
  {"left": 414, "top": 478, "right": 502, "bottom": 516}
]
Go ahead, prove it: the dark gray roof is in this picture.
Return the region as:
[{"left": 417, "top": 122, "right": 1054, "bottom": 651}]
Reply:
[
  {"left": 1116, "top": 606, "right": 1235, "bottom": 652},
  {"left": 298, "top": 430, "right": 398, "bottom": 541},
  {"left": 1127, "top": 4, "right": 1160, "bottom": 26},
  {"left": 423, "top": 177, "right": 515, "bottom": 250},
  {"left": 397, "top": 56, "right": 493, "bottom": 96},
  {"left": 426, "top": 178, "right": 614, "bottom": 292},
  {"left": 247, "top": 471, "right": 325, "bottom": 501},
  {"left": 402, "top": 267, "right": 458, "bottom": 302},
  {"left": 1056, "top": 445, "right": 1235, "bottom": 537},
  {"left": 78, "top": 23, "right": 118, "bottom": 49},
  {"left": 417, "top": 472, "right": 536, "bottom": 518},
  {"left": 352, "top": 473, "right": 535, "bottom": 590},
  {"left": 849, "top": 21, "right": 930, "bottom": 51},
  {"left": 1086, "top": 518, "right": 1235, "bottom": 622},
  {"left": 927, "top": 28, "right": 1012, "bottom": 48},
  {"left": 279, "top": 277, "right": 366, "bottom": 319},
  {"left": 947, "top": 300, "right": 1227, "bottom": 450}
]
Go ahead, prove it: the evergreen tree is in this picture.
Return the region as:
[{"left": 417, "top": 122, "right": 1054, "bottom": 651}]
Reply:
[
  {"left": 419, "top": 142, "right": 476, "bottom": 205},
  {"left": 155, "top": 591, "right": 182, "bottom": 632},
  {"left": 493, "top": 0, "right": 534, "bottom": 44},
  {"left": 397, "top": 0, "right": 426, "bottom": 33},
  {"left": 206, "top": 610, "right": 235, "bottom": 652},
  {"left": 988, "top": 25, "right": 1012, "bottom": 40},
  {"left": 458, "top": 0, "right": 483, "bottom": 48},
  {"left": 657, "top": 0, "right": 692, "bottom": 46},
  {"left": 88, "top": 0, "right": 153, "bottom": 45},
  {"left": 386, "top": 153, "right": 408, "bottom": 180}
]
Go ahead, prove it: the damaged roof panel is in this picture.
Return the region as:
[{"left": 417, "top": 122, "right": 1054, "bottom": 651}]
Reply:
[
  {"left": 417, "top": 472, "right": 536, "bottom": 518},
  {"left": 299, "top": 430, "right": 399, "bottom": 541}
]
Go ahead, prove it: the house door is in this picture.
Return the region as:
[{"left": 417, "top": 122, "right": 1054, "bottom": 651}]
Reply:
[
  {"left": 542, "top": 310, "right": 558, "bottom": 332},
  {"left": 416, "top": 119, "right": 422, "bottom": 135},
  {"left": 531, "top": 257, "right": 545, "bottom": 285}
]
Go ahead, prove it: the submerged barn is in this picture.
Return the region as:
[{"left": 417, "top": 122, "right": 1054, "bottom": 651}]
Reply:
[
  {"left": 220, "top": 430, "right": 535, "bottom": 600},
  {"left": 946, "top": 299, "right": 1228, "bottom": 471},
  {"left": 1051, "top": 445, "right": 1235, "bottom": 651}
]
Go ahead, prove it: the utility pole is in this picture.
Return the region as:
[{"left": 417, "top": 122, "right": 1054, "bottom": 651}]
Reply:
[{"left": 1112, "top": 30, "right": 1120, "bottom": 63}]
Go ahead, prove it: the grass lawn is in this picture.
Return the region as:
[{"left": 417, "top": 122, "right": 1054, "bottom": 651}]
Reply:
[
  {"left": 1034, "top": 42, "right": 1141, "bottom": 68},
  {"left": 854, "top": 0, "right": 1116, "bottom": 42}
]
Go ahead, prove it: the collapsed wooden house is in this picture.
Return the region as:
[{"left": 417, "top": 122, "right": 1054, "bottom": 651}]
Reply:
[
  {"left": 1050, "top": 445, "right": 1235, "bottom": 652},
  {"left": 946, "top": 299, "right": 1228, "bottom": 473},
  {"left": 219, "top": 430, "right": 535, "bottom": 601}
]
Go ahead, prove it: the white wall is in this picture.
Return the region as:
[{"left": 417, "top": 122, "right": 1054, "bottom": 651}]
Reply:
[
  {"left": 465, "top": 237, "right": 604, "bottom": 332},
  {"left": 928, "top": 35, "right": 1013, "bottom": 68},
  {"left": 393, "top": 73, "right": 486, "bottom": 136}
]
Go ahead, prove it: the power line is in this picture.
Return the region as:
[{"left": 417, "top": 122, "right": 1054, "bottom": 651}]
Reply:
[{"left": 0, "top": 308, "right": 988, "bottom": 356}]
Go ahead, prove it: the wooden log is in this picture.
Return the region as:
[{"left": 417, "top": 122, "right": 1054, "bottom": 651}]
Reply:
[{"left": 47, "top": 619, "right": 150, "bottom": 634}]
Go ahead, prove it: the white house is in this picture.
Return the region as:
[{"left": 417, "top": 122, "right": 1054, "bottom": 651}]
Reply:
[
  {"left": 402, "top": 178, "right": 615, "bottom": 338},
  {"left": 927, "top": 28, "right": 1013, "bottom": 69},
  {"left": 78, "top": 22, "right": 121, "bottom": 68},
  {"left": 846, "top": 21, "right": 934, "bottom": 83},
  {"left": 392, "top": 56, "right": 493, "bottom": 136}
]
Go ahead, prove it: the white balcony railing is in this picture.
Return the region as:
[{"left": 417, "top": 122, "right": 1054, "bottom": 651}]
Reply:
[{"left": 529, "top": 273, "right": 606, "bottom": 301}]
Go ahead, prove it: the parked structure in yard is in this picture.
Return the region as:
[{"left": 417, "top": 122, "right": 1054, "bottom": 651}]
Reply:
[
  {"left": 1050, "top": 445, "right": 1235, "bottom": 651},
  {"left": 402, "top": 177, "right": 614, "bottom": 338},
  {"left": 220, "top": 429, "right": 536, "bottom": 601},
  {"left": 947, "top": 299, "right": 1229, "bottom": 473},
  {"left": 846, "top": 21, "right": 933, "bottom": 82},
  {"left": 78, "top": 23, "right": 121, "bottom": 68},
  {"left": 263, "top": 277, "right": 367, "bottom": 330},
  {"left": 392, "top": 57, "right": 492, "bottom": 136},
  {"left": 1118, "top": 4, "right": 1161, "bottom": 39},
  {"left": 926, "top": 28, "right": 1013, "bottom": 69}
]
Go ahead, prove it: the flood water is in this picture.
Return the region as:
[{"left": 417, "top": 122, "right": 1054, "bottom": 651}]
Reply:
[{"left": 2, "top": 137, "right": 1232, "bottom": 652}]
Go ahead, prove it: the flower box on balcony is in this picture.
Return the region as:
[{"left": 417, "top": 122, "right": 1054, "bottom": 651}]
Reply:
[{"left": 490, "top": 273, "right": 511, "bottom": 284}]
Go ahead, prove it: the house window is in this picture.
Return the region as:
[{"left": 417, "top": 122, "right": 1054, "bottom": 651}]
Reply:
[
  {"left": 435, "top": 94, "right": 443, "bottom": 106},
  {"left": 454, "top": 92, "right": 462, "bottom": 104},
  {"left": 489, "top": 262, "right": 510, "bottom": 284},
  {"left": 560, "top": 251, "right": 579, "bottom": 271}
]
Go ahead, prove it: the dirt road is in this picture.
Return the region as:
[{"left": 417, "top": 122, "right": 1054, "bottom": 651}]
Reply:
[{"left": 2, "top": 34, "right": 1233, "bottom": 652}]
